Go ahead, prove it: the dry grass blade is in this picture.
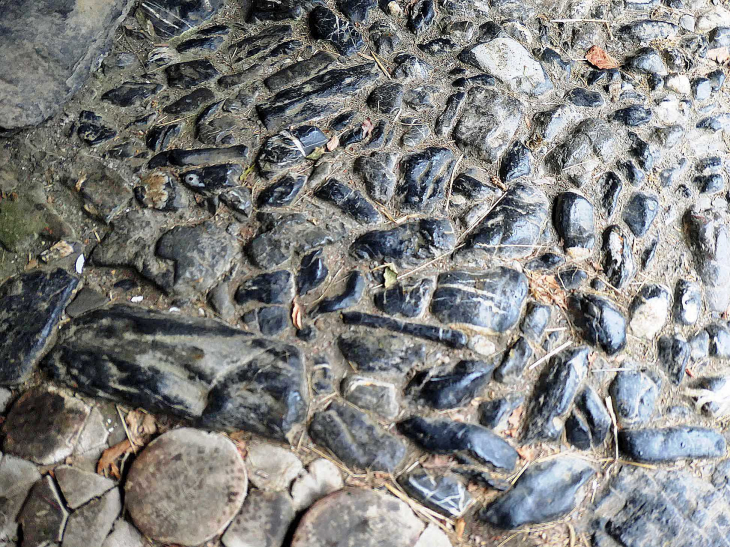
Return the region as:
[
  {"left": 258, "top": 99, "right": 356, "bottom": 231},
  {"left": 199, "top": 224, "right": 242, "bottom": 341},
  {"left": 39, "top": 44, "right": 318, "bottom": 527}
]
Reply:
[
  {"left": 605, "top": 395, "right": 619, "bottom": 462},
  {"left": 527, "top": 340, "right": 572, "bottom": 371}
]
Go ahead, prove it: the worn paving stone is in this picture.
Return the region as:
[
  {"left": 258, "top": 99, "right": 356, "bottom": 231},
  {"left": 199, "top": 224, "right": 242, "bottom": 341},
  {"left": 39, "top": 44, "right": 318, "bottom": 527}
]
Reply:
[
  {"left": 0, "top": 453, "right": 41, "bottom": 543},
  {"left": 55, "top": 465, "right": 116, "bottom": 510},
  {"left": 126, "top": 428, "right": 248, "bottom": 546},
  {"left": 245, "top": 443, "right": 303, "bottom": 492},
  {"left": 222, "top": 490, "right": 295, "bottom": 547},
  {"left": 291, "top": 458, "right": 344, "bottom": 511},
  {"left": 62, "top": 488, "right": 121, "bottom": 547},
  {"left": 18, "top": 475, "right": 69, "bottom": 547}
]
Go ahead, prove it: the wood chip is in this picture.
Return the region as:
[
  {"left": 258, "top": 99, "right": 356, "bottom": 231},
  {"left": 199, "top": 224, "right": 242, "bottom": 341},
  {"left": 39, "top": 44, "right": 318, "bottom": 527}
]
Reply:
[
  {"left": 97, "top": 439, "right": 134, "bottom": 480},
  {"left": 586, "top": 45, "right": 619, "bottom": 69}
]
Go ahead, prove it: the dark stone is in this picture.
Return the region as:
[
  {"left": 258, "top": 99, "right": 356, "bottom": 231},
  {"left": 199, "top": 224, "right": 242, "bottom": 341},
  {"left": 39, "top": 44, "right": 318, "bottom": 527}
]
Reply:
[
  {"left": 257, "top": 132, "right": 306, "bottom": 179},
  {"left": 342, "top": 376, "right": 399, "bottom": 419},
  {"left": 247, "top": 0, "right": 305, "bottom": 23},
  {"left": 309, "top": 6, "right": 364, "bottom": 56},
  {"left": 567, "top": 386, "right": 610, "bottom": 449},
  {"left": 350, "top": 218, "right": 456, "bottom": 266},
  {"left": 310, "top": 401, "right": 406, "bottom": 472},
  {"left": 673, "top": 279, "right": 701, "bottom": 325},
  {"left": 568, "top": 293, "right": 627, "bottom": 354},
  {"left": 499, "top": 141, "right": 532, "bottom": 183},
  {"left": 257, "top": 306, "right": 289, "bottom": 336},
  {"left": 602, "top": 225, "right": 636, "bottom": 289},
  {"left": 398, "top": 416, "right": 518, "bottom": 471},
  {"left": 45, "top": 305, "right": 308, "bottom": 440},
  {"left": 407, "top": 359, "right": 494, "bottom": 410},
  {"left": 65, "top": 288, "right": 108, "bottom": 318},
  {"left": 478, "top": 395, "right": 524, "bottom": 429},
  {"left": 520, "top": 302, "right": 551, "bottom": 342},
  {"left": 683, "top": 209, "right": 730, "bottom": 313},
  {"left": 367, "top": 83, "right": 404, "bottom": 115},
  {"left": 612, "top": 105, "right": 653, "bottom": 126},
  {"left": 628, "top": 283, "right": 671, "bottom": 339},
  {"left": 658, "top": 335, "right": 690, "bottom": 385},
  {"left": 566, "top": 88, "right": 604, "bottom": 107},
  {"left": 553, "top": 192, "right": 595, "bottom": 258},
  {"left": 330, "top": 110, "right": 356, "bottom": 131},
  {"left": 355, "top": 152, "right": 398, "bottom": 202},
  {"left": 314, "top": 179, "right": 381, "bottom": 224},
  {"left": 547, "top": 119, "right": 616, "bottom": 187},
  {"left": 694, "top": 173, "right": 725, "bottom": 194},
  {"left": 623, "top": 192, "right": 659, "bottom": 237},
  {"left": 217, "top": 65, "right": 265, "bottom": 90},
  {"left": 525, "top": 253, "right": 565, "bottom": 271},
  {"left": 137, "top": 0, "right": 224, "bottom": 38},
  {"left": 400, "top": 471, "right": 472, "bottom": 517},
  {"left": 102, "top": 82, "right": 162, "bottom": 107},
  {"left": 337, "top": 0, "right": 375, "bottom": 22},
  {"left": 408, "top": 0, "right": 436, "bottom": 34},
  {"left": 77, "top": 110, "right": 116, "bottom": 145},
  {"left": 257, "top": 174, "right": 307, "bottom": 207},
  {"left": 481, "top": 458, "right": 594, "bottom": 529},
  {"left": 0, "top": 269, "right": 79, "bottom": 385},
  {"left": 0, "top": 0, "right": 135, "bottom": 129},
  {"left": 373, "top": 278, "right": 433, "bottom": 318},
  {"left": 149, "top": 145, "right": 249, "bottom": 168},
  {"left": 341, "top": 312, "right": 468, "bottom": 348},
  {"left": 220, "top": 186, "right": 253, "bottom": 218},
  {"left": 397, "top": 147, "right": 455, "bottom": 212},
  {"left": 619, "top": 427, "right": 726, "bottom": 463},
  {"left": 297, "top": 250, "right": 328, "bottom": 296},
  {"left": 431, "top": 267, "right": 528, "bottom": 333},
  {"left": 435, "top": 92, "right": 466, "bottom": 137},
  {"left": 523, "top": 347, "right": 589, "bottom": 442},
  {"left": 458, "top": 182, "right": 548, "bottom": 260},
  {"left": 257, "top": 63, "right": 380, "bottom": 130},
  {"left": 228, "top": 24, "right": 292, "bottom": 60},
  {"left": 338, "top": 332, "right": 425, "bottom": 373},
  {"left": 177, "top": 35, "right": 225, "bottom": 53},
  {"left": 236, "top": 271, "right": 293, "bottom": 305},
  {"left": 146, "top": 123, "right": 181, "bottom": 153},
  {"left": 310, "top": 271, "right": 364, "bottom": 317},
  {"left": 622, "top": 160, "right": 646, "bottom": 187},
  {"left": 403, "top": 85, "right": 437, "bottom": 109},
  {"left": 166, "top": 60, "right": 219, "bottom": 89},
  {"left": 18, "top": 476, "right": 68, "bottom": 546},
  {"left": 418, "top": 37, "right": 458, "bottom": 55},
  {"left": 641, "top": 237, "right": 658, "bottom": 269},
  {"left": 163, "top": 88, "right": 215, "bottom": 115},
  {"left": 707, "top": 324, "right": 730, "bottom": 358},
  {"left": 494, "top": 336, "right": 533, "bottom": 383},
  {"left": 452, "top": 170, "right": 498, "bottom": 200},
  {"left": 609, "top": 370, "right": 658, "bottom": 426},
  {"left": 181, "top": 163, "right": 243, "bottom": 196},
  {"left": 557, "top": 267, "right": 588, "bottom": 289},
  {"left": 265, "top": 51, "right": 337, "bottom": 92},
  {"left": 693, "top": 77, "right": 712, "bottom": 101}
]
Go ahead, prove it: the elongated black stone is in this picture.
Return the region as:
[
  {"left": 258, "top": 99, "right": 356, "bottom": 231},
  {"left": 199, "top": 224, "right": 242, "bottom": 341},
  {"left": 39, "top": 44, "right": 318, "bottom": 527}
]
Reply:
[{"left": 341, "top": 311, "right": 468, "bottom": 348}]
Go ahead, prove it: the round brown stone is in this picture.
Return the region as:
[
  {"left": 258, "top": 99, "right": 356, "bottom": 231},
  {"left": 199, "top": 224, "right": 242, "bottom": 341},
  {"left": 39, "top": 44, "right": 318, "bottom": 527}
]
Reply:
[
  {"left": 125, "top": 428, "right": 247, "bottom": 546},
  {"left": 291, "top": 488, "right": 425, "bottom": 547}
]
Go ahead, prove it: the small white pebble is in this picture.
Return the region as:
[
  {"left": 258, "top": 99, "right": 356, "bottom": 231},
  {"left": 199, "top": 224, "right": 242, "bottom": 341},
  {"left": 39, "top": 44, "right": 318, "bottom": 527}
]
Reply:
[
  {"left": 130, "top": 295, "right": 144, "bottom": 303},
  {"left": 75, "top": 254, "right": 85, "bottom": 274},
  {"left": 169, "top": 306, "right": 181, "bottom": 312}
]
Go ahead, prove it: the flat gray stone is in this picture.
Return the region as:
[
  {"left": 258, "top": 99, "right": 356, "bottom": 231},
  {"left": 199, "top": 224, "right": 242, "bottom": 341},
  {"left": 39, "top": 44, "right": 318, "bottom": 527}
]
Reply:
[
  {"left": 291, "top": 488, "right": 425, "bottom": 547},
  {"left": 125, "top": 428, "right": 248, "bottom": 546},
  {"left": 62, "top": 488, "right": 121, "bottom": 547},
  {"left": 18, "top": 475, "right": 69, "bottom": 547},
  {"left": 290, "top": 458, "right": 344, "bottom": 511},
  {"left": 221, "top": 490, "right": 295, "bottom": 547},
  {"left": 0, "top": 269, "right": 79, "bottom": 385},
  {"left": 3, "top": 387, "right": 90, "bottom": 465},
  {"left": 101, "top": 520, "right": 146, "bottom": 547},
  {"left": 0, "top": 0, "right": 135, "bottom": 129},
  {"left": 55, "top": 465, "right": 116, "bottom": 510},
  {"left": 0, "top": 454, "right": 41, "bottom": 543},
  {"left": 245, "top": 443, "right": 303, "bottom": 492}
]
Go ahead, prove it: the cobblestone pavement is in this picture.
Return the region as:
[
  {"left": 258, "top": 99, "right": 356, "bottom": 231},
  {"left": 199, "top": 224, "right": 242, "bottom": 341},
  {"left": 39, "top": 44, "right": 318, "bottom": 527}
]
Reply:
[{"left": 1, "top": 0, "right": 730, "bottom": 545}]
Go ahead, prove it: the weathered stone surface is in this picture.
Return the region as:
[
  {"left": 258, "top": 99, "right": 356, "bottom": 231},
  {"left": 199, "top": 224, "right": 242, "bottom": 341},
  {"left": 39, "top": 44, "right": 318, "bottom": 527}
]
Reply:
[
  {"left": 236, "top": 270, "right": 293, "bottom": 305},
  {"left": 137, "top": 0, "right": 224, "bottom": 38},
  {"left": 398, "top": 416, "right": 518, "bottom": 470},
  {"left": 400, "top": 470, "right": 473, "bottom": 517},
  {"left": 610, "top": 370, "right": 658, "bottom": 427},
  {"left": 350, "top": 219, "right": 456, "bottom": 266},
  {"left": 548, "top": 119, "right": 617, "bottom": 187},
  {"left": 553, "top": 192, "right": 595, "bottom": 258},
  {"left": 619, "top": 427, "right": 726, "bottom": 463},
  {"left": 482, "top": 458, "right": 594, "bottom": 529},
  {"left": 355, "top": 152, "right": 399, "bottom": 202},
  {"left": 338, "top": 333, "right": 425, "bottom": 373},
  {"left": 291, "top": 489, "right": 424, "bottom": 547},
  {"left": 0, "top": 269, "right": 79, "bottom": 385},
  {"left": 567, "top": 386, "right": 611, "bottom": 449},
  {"left": 453, "top": 87, "right": 523, "bottom": 162},
  {"left": 19, "top": 475, "right": 69, "bottom": 546},
  {"left": 55, "top": 465, "right": 115, "bottom": 510},
  {"left": 407, "top": 359, "right": 493, "bottom": 410},
  {"left": 602, "top": 225, "right": 636, "bottom": 289},
  {"left": 309, "top": 271, "right": 364, "bottom": 317},
  {"left": 374, "top": 278, "right": 433, "bottom": 318},
  {"left": 102, "top": 82, "right": 162, "bottom": 107},
  {"left": 523, "top": 347, "right": 589, "bottom": 442},
  {"left": 431, "top": 268, "right": 528, "bottom": 333},
  {"left": 398, "top": 148, "right": 455, "bottom": 212},
  {"left": 3, "top": 387, "right": 90, "bottom": 465},
  {"left": 342, "top": 312, "right": 468, "bottom": 348},
  {"left": 309, "top": 6, "right": 364, "bottom": 56},
  {"left": 0, "top": 0, "right": 135, "bottom": 129},
  {"left": 62, "top": 488, "right": 121, "bottom": 547},
  {"left": 629, "top": 284, "right": 671, "bottom": 339},
  {"left": 343, "top": 376, "right": 400, "bottom": 419},
  {"left": 245, "top": 443, "right": 303, "bottom": 492},
  {"left": 458, "top": 182, "right": 549, "bottom": 260},
  {"left": 45, "top": 305, "right": 308, "bottom": 440},
  {"left": 291, "top": 458, "right": 344, "bottom": 511},
  {"left": 683, "top": 209, "right": 730, "bottom": 313},
  {"left": 222, "top": 490, "right": 295, "bottom": 547},
  {"left": 126, "top": 428, "right": 247, "bottom": 546},
  {"left": 101, "top": 520, "right": 146, "bottom": 547},
  {"left": 314, "top": 179, "right": 381, "bottom": 224},
  {"left": 0, "top": 454, "right": 41, "bottom": 543},
  {"left": 460, "top": 38, "right": 553, "bottom": 96},
  {"left": 309, "top": 401, "right": 407, "bottom": 472},
  {"left": 623, "top": 192, "right": 659, "bottom": 237}
]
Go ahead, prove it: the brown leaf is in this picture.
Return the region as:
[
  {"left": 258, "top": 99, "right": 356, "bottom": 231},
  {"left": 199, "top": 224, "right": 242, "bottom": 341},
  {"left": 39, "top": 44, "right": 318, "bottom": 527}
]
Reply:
[
  {"left": 126, "top": 409, "right": 157, "bottom": 447},
  {"left": 361, "top": 118, "right": 374, "bottom": 137},
  {"left": 97, "top": 439, "right": 134, "bottom": 480},
  {"left": 586, "top": 45, "right": 619, "bottom": 69},
  {"left": 326, "top": 134, "right": 339, "bottom": 151}
]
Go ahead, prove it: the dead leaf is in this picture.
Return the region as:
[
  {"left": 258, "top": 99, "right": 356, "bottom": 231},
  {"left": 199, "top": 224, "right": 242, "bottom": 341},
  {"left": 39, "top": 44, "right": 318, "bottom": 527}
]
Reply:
[
  {"left": 97, "top": 439, "right": 134, "bottom": 480},
  {"left": 292, "top": 300, "right": 303, "bottom": 330},
  {"left": 326, "top": 134, "right": 340, "bottom": 151},
  {"left": 361, "top": 118, "right": 374, "bottom": 137},
  {"left": 125, "top": 409, "right": 157, "bottom": 448},
  {"left": 383, "top": 264, "right": 398, "bottom": 288},
  {"left": 526, "top": 271, "right": 568, "bottom": 310},
  {"left": 586, "top": 45, "right": 619, "bottom": 69}
]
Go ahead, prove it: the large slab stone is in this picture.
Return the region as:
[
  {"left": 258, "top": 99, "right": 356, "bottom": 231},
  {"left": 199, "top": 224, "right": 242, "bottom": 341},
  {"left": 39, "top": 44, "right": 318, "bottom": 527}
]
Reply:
[
  {"left": 0, "top": 269, "right": 79, "bottom": 385},
  {"left": 0, "top": 0, "right": 135, "bottom": 129},
  {"left": 44, "top": 305, "right": 308, "bottom": 441}
]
